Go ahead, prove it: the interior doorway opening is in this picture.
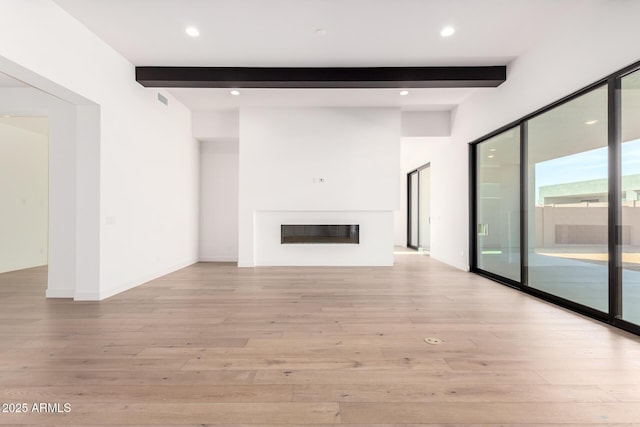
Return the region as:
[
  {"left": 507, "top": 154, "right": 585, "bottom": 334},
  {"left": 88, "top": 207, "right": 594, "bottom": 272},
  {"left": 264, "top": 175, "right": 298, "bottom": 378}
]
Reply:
[
  {"left": 0, "top": 115, "right": 49, "bottom": 276},
  {"left": 407, "top": 163, "right": 431, "bottom": 253},
  {"left": 0, "top": 63, "right": 100, "bottom": 300}
]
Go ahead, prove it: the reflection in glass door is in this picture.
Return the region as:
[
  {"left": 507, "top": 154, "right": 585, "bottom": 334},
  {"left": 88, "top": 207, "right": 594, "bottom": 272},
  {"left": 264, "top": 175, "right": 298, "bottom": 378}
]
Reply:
[
  {"left": 476, "top": 128, "right": 521, "bottom": 281},
  {"left": 527, "top": 86, "right": 608, "bottom": 312},
  {"left": 419, "top": 167, "right": 431, "bottom": 252},
  {"left": 408, "top": 171, "right": 419, "bottom": 248},
  {"left": 621, "top": 69, "right": 640, "bottom": 326},
  {"left": 407, "top": 164, "right": 431, "bottom": 252}
]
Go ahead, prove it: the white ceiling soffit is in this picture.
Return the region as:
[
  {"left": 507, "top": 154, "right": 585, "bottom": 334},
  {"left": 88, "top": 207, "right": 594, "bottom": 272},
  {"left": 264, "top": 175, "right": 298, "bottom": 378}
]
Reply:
[
  {"left": 52, "top": 0, "right": 585, "bottom": 111},
  {"left": 166, "top": 87, "right": 479, "bottom": 111}
]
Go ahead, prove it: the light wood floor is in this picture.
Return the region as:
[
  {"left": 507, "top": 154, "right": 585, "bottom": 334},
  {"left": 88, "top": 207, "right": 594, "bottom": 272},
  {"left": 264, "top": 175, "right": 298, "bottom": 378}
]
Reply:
[{"left": 1, "top": 252, "right": 640, "bottom": 426}]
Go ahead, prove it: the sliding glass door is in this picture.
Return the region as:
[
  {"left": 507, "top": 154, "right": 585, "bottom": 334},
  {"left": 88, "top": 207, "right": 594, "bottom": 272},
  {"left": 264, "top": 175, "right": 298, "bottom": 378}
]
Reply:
[
  {"left": 407, "top": 164, "right": 431, "bottom": 252},
  {"left": 621, "top": 69, "right": 640, "bottom": 326},
  {"left": 475, "top": 128, "right": 520, "bottom": 281},
  {"left": 408, "top": 171, "right": 419, "bottom": 248},
  {"left": 419, "top": 167, "right": 431, "bottom": 252},
  {"left": 526, "top": 85, "right": 609, "bottom": 312},
  {"left": 470, "top": 59, "right": 640, "bottom": 335}
]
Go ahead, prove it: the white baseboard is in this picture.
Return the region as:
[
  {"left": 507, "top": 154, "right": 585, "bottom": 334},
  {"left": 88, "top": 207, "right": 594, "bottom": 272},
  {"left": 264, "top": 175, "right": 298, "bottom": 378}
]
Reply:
[
  {"left": 46, "top": 288, "right": 74, "bottom": 298},
  {"left": 237, "top": 262, "right": 255, "bottom": 268},
  {"left": 430, "top": 253, "right": 470, "bottom": 271},
  {"left": 198, "top": 256, "right": 238, "bottom": 262},
  {"left": 74, "top": 258, "right": 198, "bottom": 301},
  {"left": 73, "top": 291, "right": 101, "bottom": 301}
]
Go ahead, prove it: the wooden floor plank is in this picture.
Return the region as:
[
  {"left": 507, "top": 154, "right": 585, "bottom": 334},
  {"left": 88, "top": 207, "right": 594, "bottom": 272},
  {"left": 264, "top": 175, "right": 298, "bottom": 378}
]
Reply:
[
  {"left": 0, "top": 385, "right": 294, "bottom": 403},
  {"left": 339, "top": 402, "right": 640, "bottom": 424},
  {"left": 292, "top": 383, "right": 618, "bottom": 403},
  {"left": 0, "top": 253, "right": 639, "bottom": 425},
  {"left": 0, "top": 402, "right": 340, "bottom": 424}
]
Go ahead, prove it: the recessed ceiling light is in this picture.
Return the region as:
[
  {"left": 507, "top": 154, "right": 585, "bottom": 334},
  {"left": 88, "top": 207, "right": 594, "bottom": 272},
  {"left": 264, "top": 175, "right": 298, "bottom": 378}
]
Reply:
[
  {"left": 315, "top": 28, "right": 327, "bottom": 36},
  {"left": 585, "top": 119, "right": 598, "bottom": 125},
  {"left": 488, "top": 155, "right": 495, "bottom": 159},
  {"left": 489, "top": 148, "right": 497, "bottom": 152},
  {"left": 400, "top": 90, "right": 409, "bottom": 96},
  {"left": 230, "top": 90, "right": 240, "bottom": 96},
  {"left": 185, "top": 26, "right": 200, "bottom": 37},
  {"left": 441, "top": 26, "right": 455, "bottom": 37}
]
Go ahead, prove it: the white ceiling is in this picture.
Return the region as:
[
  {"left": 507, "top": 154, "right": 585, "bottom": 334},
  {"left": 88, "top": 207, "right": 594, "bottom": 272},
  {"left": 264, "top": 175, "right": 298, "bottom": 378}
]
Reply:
[{"left": 51, "top": 0, "right": 587, "bottom": 111}]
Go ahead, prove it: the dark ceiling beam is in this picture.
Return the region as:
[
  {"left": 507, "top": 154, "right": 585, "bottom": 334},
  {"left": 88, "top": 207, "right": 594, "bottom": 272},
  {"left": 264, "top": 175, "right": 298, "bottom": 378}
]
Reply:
[{"left": 135, "top": 66, "right": 506, "bottom": 89}]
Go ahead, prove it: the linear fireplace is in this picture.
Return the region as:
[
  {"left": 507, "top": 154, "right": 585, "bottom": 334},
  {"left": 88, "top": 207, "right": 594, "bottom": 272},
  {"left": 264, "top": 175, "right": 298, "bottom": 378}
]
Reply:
[{"left": 281, "top": 224, "right": 360, "bottom": 244}]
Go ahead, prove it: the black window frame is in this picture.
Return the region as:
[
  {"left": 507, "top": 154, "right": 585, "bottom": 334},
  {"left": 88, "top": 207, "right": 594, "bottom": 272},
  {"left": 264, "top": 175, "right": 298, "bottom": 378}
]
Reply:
[{"left": 469, "top": 59, "right": 640, "bottom": 337}]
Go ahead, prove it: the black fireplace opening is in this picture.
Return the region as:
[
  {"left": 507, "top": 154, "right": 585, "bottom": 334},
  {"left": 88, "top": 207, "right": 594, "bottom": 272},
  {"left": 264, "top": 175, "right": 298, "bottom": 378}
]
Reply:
[{"left": 281, "top": 224, "right": 360, "bottom": 244}]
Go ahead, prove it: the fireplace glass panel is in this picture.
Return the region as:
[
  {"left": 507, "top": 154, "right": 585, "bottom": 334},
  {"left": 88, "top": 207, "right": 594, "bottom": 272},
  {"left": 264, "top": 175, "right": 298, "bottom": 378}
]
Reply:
[{"left": 281, "top": 225, "right": 360, "bottom": 244}]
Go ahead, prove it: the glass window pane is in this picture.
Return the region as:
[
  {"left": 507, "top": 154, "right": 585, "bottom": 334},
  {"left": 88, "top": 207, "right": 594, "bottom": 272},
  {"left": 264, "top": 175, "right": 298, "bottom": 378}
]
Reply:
[
  {"left": 409, "top": 172, "right": 418, "bottom": 247},
  {"left": 476, "top": 128, "right": 521, "bottom": 281},
  {"left": 621, "top": 69, "right": 640, "bottom": 326},
  {"left": 419, "top": 167, "right": 431, "bottom": 252},
  {"left": 527, "top": 86, "right": 608, "bottom": 311}
]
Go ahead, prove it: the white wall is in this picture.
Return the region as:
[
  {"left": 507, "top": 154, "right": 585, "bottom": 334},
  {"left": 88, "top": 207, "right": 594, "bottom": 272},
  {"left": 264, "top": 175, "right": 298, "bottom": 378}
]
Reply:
[
  {"left": 430, "top": 0, "right": 640, "bottom": 272},
  {"left": 196, "top": 110, "right": 447, "bottom": 140},
  {"left": 0, "top": 118, "right": 48, "bottom": 273},
  {"left": 97, "top": 88, "right": 198, "bottom": 300},
  {"left": 401, "top": 111, "right": 450, "bottom": 137},
  {"left": 0, "top": 1, "right": 199, "bottom": 299},
  {"left": 239, "top": 107, "right": 400, "bottom": 266},
  {"left": 455, "top": 1, "right": 640, "bottom": 145},
  {"left": 193, "top": 111, "right": 239, "bottom": 141},
  {"left": 199, "top": 140, "right": 239, "bottom": 262}
]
